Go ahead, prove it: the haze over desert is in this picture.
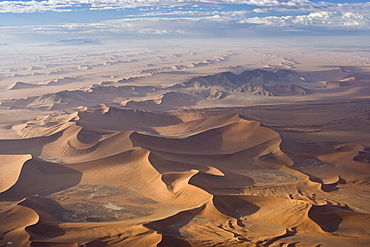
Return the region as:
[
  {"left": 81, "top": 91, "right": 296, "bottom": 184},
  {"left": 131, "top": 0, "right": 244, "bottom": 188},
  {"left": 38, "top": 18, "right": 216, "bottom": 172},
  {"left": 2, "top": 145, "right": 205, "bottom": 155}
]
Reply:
[{"left": 1, "top": 0, "right": 370, "bottom": 246}]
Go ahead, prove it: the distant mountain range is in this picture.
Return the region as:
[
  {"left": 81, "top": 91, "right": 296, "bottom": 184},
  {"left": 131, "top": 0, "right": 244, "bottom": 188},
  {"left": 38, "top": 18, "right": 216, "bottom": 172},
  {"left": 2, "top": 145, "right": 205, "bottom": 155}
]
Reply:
[
  {"left": 183, "top": 69, "right": 306, "bottom": 88},
  {"left": 174, "top": 69, "right": 309, "bottom": 96},
  {"left": 2, "top": 69, "right": 310, "bottom": 111}
]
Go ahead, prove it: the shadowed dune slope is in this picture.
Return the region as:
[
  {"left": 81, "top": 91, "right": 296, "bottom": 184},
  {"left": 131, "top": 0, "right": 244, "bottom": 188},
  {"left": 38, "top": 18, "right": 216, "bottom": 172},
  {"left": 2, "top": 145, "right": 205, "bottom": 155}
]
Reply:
[{"left": 0, "top": 108, "right": 369, "bottom": 247}]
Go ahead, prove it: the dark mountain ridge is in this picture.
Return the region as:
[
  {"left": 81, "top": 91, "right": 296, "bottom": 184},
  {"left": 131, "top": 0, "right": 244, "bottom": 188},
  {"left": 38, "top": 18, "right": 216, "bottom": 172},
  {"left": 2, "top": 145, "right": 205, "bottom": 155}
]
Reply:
[{"left": 182, "top": 69, "right": 306, "bottom": 88}]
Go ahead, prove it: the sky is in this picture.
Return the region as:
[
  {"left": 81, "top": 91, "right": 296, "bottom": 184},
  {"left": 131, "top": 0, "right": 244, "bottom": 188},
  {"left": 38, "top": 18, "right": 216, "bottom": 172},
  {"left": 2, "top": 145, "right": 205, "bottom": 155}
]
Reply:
[{"left": 0, "top": 0, "right": 369, "bottom": 44}]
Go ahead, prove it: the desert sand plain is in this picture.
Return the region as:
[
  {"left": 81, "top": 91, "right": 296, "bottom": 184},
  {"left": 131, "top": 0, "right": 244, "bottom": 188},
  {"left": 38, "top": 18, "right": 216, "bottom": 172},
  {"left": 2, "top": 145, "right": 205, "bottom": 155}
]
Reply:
[{"left": 0, "top": 39, "right": 370, "bottom": 246}]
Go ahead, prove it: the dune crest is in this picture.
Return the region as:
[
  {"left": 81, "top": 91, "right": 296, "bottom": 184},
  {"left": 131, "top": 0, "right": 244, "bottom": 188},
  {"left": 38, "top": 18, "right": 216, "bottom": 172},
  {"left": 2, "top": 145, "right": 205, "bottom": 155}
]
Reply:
[{"left": 0, "top": 154, "right": 32, "bottom": 193}]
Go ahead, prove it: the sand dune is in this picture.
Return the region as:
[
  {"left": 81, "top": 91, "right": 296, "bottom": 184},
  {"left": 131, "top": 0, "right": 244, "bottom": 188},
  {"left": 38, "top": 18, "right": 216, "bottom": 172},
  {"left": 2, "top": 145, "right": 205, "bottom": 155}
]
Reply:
[
  {"left": 1, "top": 43, "right": 370, "bottom": 246},
  {"left": 2, "top": 67, "right": 368, "bottom": 115},
  {"left": 0, "top": 69, "right": 315, "bottom": 112},
  {"left": 0, "top": 154, "right": 32, "bottom": 193},
  {"left": 0, "top": 108, "right": 369, "bottom": 246},
  {"left": 8, "top": 81, "right": 41, "bottom": 90}
]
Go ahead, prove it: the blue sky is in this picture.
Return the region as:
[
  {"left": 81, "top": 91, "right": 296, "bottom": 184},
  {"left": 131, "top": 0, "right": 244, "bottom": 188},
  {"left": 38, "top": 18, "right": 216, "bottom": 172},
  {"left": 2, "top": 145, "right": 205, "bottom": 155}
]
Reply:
[{"left": 0, "top": 0, "right": 369, "bottom": 44}]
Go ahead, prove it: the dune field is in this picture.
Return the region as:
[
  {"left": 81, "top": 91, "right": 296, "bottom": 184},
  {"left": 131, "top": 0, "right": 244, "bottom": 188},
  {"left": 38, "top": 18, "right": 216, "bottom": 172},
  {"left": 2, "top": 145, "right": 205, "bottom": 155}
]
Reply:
[{"left": 0, "top": 40, "right": 370, "bottom": 246}]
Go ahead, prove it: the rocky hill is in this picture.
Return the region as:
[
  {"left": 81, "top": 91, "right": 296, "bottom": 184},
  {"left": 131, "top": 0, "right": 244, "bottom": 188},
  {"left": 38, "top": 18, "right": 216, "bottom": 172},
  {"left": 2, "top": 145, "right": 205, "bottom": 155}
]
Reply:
[{"left": 183, "top": 69, "right": 306, "bottom": 88}]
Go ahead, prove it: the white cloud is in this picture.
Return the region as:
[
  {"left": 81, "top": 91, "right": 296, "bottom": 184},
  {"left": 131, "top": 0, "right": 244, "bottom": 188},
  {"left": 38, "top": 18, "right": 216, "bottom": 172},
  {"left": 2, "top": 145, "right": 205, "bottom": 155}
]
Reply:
[
  {"left": 0, "top": 0, "right": 367, "bottom": 13},
  {"left": 1, "top": 1, "right": 369, "bottom": 42},
  {"left": 126, "top": 9, "right": 250, "bottom": 17},
  {"left": 1, "top": 8, "right": 369, "bottom": 42},
  {"left": 0, "top": 1, "right": 71, "bottom": 13},
  {"left": 240, "top": 11, "right": 370, "bottom": 29},
  {"left": 0, "top": 15, "right": 238, "bottom": 39},
  {"left": 253, "top": 8, "right": 269, "bottom": 13}
]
